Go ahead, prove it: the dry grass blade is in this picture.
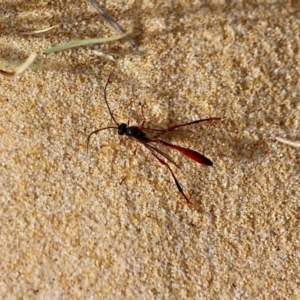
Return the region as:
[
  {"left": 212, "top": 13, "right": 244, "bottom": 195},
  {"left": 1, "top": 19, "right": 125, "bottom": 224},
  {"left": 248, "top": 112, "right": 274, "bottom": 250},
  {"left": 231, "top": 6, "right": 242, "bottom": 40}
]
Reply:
[
  {"left": 276, "top": 136, "right": 300, "bottom": 148},
  {"left": 0, "top": 53, "right": 37, "bottom": 77},
  {"left": 19, "top": 24, "right": 59, "bottom": 35},
  {"left": 44, "top": 33, "right": 127, "bottom": 54}
]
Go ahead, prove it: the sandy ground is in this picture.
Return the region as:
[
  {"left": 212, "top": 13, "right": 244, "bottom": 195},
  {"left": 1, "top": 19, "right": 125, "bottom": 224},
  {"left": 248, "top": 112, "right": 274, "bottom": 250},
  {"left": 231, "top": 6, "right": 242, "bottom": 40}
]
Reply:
[{"left": 0, "top": 0, "right": 299, "bottom": 299}]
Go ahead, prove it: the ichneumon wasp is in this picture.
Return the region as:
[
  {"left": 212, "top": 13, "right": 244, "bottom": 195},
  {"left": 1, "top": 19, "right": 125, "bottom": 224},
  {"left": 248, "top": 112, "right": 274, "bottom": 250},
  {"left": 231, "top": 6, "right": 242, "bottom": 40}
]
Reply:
[{"left": 87, "top": 74, "right": 220, "bottom": 207}]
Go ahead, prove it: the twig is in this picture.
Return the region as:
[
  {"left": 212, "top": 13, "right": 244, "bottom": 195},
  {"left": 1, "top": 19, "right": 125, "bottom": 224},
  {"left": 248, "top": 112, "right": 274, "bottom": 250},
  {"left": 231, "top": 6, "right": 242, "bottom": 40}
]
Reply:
[{"left": 86, "top": 0, "right": 138, "bottom": 50}]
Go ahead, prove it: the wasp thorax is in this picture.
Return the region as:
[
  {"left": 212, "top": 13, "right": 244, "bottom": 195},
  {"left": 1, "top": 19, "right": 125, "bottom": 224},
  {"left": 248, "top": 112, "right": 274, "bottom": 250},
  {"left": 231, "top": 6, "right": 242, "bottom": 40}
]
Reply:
[{"left": 126, "top": 126, "right": 141, "bottom": 137}]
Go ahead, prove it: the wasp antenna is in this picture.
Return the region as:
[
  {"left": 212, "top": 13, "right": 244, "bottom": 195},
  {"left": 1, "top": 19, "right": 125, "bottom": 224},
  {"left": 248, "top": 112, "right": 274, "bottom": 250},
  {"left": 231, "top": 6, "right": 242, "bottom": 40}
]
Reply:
[
  {"left": 86, "top": 126, "right": 118, "bottom": 156},
  {"left": 104, "top": 72, "right": 119, "bottom": 126}
]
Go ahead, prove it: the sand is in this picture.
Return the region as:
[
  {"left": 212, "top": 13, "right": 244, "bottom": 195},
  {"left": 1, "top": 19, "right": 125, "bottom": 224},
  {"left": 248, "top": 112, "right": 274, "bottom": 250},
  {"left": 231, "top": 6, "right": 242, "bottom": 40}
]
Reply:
[{"left": 0, "top": 1, "right": 299, "bottom": 299}]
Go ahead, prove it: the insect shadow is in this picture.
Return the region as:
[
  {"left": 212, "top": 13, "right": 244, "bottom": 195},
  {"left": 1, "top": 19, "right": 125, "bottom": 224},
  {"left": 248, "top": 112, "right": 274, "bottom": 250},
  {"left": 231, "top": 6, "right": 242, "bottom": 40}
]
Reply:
[{"left": 87, "top": 73, "right": 220, "bottom": 208}]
